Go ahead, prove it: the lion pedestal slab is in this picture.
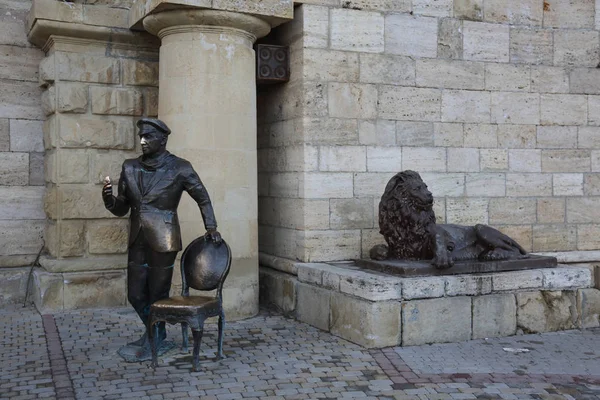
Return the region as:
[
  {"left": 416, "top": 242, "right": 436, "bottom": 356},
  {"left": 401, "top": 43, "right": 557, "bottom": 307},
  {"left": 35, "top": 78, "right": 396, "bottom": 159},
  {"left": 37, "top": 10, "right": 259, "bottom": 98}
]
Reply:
[
  {"left": 259, "top": 261, "right": 599, "bottom": 348},
  {"left": 356, "top": 255, "right": 557, "bottom": 277}
]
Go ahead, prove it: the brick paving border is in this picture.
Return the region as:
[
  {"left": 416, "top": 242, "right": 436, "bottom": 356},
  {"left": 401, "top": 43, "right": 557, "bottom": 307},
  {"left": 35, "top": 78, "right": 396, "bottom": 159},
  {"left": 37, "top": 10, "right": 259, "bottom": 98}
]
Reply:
[
  {"left": 42, "top": 314, "right": 77, "bottom": 400},
  {"left": 369, "top": 348, "right": 600, "bottom": 388}
]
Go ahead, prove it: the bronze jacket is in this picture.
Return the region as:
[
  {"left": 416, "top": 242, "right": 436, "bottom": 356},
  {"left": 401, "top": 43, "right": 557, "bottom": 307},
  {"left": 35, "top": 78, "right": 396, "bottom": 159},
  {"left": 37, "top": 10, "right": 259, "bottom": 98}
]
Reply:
[{"left": 105, "top": 154, "right": 217, "bottom": 253}]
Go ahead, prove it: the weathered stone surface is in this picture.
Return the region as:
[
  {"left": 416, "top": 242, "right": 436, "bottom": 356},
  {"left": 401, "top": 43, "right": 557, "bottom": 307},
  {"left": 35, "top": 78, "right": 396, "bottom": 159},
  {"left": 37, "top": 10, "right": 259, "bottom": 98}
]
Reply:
[
  {"left": 297, "top": 229, "right": 361, "bottom": 261},
  {"left": 0, "top": 2, "right": 30, "bottom": 47},
  {"left": 553, "top": 173, "right": 583, "bottom": 196},
  {"left": 454, "top": 0, "right": 483, "bottom": 20},
  {"left": 473, "top": 294, "right": 517, "bottom": 339},
  {"left": 463, "top": 21, "right": 509, "bottom": 62},
  {"left": 63, "top": 271, "right": 127, "bottom": 310},
  {"left": 301, "top": 172, "right": 353, "bottom": 198},
  {"left": 543, "top": 0, "right": 595, "bottom": 28},
  {"left": 353, "top": 172, "right": 394, "bottom": 197},
  {"left": 54, "top": 114, "right": 135, "bottom": 150},
  {"left": 577, "top": 224, "right": 600, "bottom": 250},
  {"left": 553, "top": 30, "right": 599, "bottom": 67},
  {"left": 447, "top": 148, "right": 479, "bottom": 172},
  {"left": 330, "top": 293, "right": 401, "bottom": 348},
  {"left": 56, "top": 83, "right": 88, "bottom": 114},
  {"left": 569, "top": 68, "right": 600, "bottom": 95},
  {"left": 540, "top": 94, "right": 587, "bottom": 126},
  {"left": 402, "top": 147, "right": 446, "bottom": 172},
  {"left": 330, "top": 9, "right": 384, "bottom": 53},
  {"left": 402, "top": 277, "right": 445, "bottom": 299},
  {"left": 485, "top": 63, "right": 530, "bottom": 92},
  {"left": 464, "top": 123, "right": 497, "bottom": 148},
  {"left": 0, "top": 187, "right": 45, "bottom": 220},
  {"left": 445, "top": 275, "right": 492, "bottom": 296},
  {"left": 87, "top": 219, "right": 129, "bottom": 254},
  {"left": 537, "top": 126, "right": 577, "bottom": 149},
  {"left": 508, "top": 149, "right": 541, "bottom": 172},
  {"left": 531, "top": 66, "right": 569, "bottom": 94},
  {"left": 328, "top": 83, "right": 377, "bottom": 119},
  {"left": 466, "top": 173, "right": 505, "bottom": 197},
  {"left": 510, "top": 27, "right": 553, "bottom": 65},
  {"left": 578, "top": 288, "right": 600, "bottom": 328},
  {"left": 433, "top": 122, "right": 463, "bottom": 147},
  {"left": 398, "top": 121, "right": 434, "bottom": 146},
  {"left": 32, "top": 269, "right": 64, "bottom": 313},
  {"left": 337, "top": 0, "right": 411, "bottom": 12},
  {"left": 0, "top": 118, "right": 8, "bottom": 151},
  {"left": 59, "top": 185, "right": 118, "bottom": 219},
  {"left": 380, "top": 86, "right": 441, "bottom": 121},
  {"left": 45, "top": 220, "right": 85, "bottom": 258},
  {"left": 319, "top": 146, "right": 366, "bottom": 172},
  {"left": 303, "top": 49, "right": 358, "bottom": 83},
  {"left": 299, "top": 4, "right": 329, "bottom": 48},
  {"left": 0, "top": 79, "right": 43, "bottom": 119},
  {"left": 402, "top": 297, "right": 471, "bottom": 346},
  {"left": 259, "top": 267, "right": 297, "bottom": 314},
  {"left": 506, "top": 173, "right": 552, "bottom": 197},
  {"left": 480, "top": 149, "right": 508, "bottom": 171},
  {"left": 0, "top": 153, "right": 29, "bottom": 186},
  {"left": 29, "top": 152, "right": 44, "bottom": 186},
  {"left": 122, "top": 59, "right": 159, "bottom": 86},
  {"left": 48, "top": 150, "right": 90, "bottom": 184},
  {"left": 0, "top": 44, "right": 43, "bottom": 82},
  {"left": 366, "top": 146, "right": 402, "bottom": 172},
  {"left": 0, "top": 219, "right": 43, "bottom": 257},
  {"left": 442, "top": 90, "right": 490, "bottom": 123},
  {"left": 421, "top": 172, "right": 464, "bottom": 197},
  {"left": 413, "top": 0, "right": 452, "bottom": 17},
  {"left": 9, "top": 119, "right": 43, "bottom": 152},
  {"left": 91, "top": 150, "right": 135, "bottom": 184},
  {"left": 446, "top": 198, "right": 488, "bottom": 225},
  {"left": 330, "top": 198, "right": 373, "bottom": 229},
  {"left": 543, "top": 266, "right": 592, "bottom": 289},
  {"left": 91, "top": 87, "right": 143, "bottom": 116},
  {"left": 416, "top": 59, "right": 484, "bottom": 90},
  {"left": 484, "top": 0, "right": 542, "bottom": 25},
  {"left": 538, "top": 198, "right": 565, "bottom": 223},
  {"left": 40, "top": 52, "right": 120, "bottom": 84},
  {"left": 533, "top": 224, "right": 577, "bottom": 252},
  {"left": 490, "top": 92, "right": 539, "bottom": 124},
  {"left": 360, "top": 54, "right": 415, "bottom": 86},
  {"left": 359, "top": 120, "right": 395, "bottom": 146},
  {"left": 516, "top": 291, "right": 578, "bottom": 333},
  {"left": 567, "top": 197, "right": 600, "bottom": 223},
  {"left": 492, "top": 269, "right": 543, "bottom": 291},
  {"left": 438, "top": 18, "right": 462, "bottom": 59},
  {"left": 339, "top": 271, "right": 402, "bottom": 301},
  {"left": 579, "top": 127, "right": 600, "bottom": 148},
  {"left": 385, "top": 14, "right": 438, "bottom": 58},
  {"left": 144, "top": 87, "right": 158, "bottom": 117},
  {"left": 296, "top": 282, "right": 330, "bottom": 331},
  {"left": 0, "top": 268, "right": 29, "bottom": 304},
  {"left": 542, "top": 150, "right": 590, "bottom": 173}
]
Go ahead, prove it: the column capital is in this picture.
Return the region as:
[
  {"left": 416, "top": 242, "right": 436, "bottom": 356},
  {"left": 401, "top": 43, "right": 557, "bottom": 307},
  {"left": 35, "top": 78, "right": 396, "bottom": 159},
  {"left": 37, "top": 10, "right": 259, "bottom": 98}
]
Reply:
[
  {"left": 129, "top": 0, "right": 293, "bottom": 31},
  {"left": 143, "top": 9, "right": 272, "bottom": 42}
]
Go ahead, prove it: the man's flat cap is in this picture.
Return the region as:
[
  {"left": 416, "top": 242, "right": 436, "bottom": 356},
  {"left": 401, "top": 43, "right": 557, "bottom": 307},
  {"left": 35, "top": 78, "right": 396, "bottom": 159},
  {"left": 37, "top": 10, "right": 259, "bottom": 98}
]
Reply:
[{"left": 136, "top": 118, "right": 171, "bottom": 135}]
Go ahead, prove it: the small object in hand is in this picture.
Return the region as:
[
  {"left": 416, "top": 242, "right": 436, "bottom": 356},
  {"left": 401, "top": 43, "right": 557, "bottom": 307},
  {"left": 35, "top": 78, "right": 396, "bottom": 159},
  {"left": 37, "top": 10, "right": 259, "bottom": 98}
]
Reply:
[{"left": 104, "top": 176, "right": 111, "bottom": 185}]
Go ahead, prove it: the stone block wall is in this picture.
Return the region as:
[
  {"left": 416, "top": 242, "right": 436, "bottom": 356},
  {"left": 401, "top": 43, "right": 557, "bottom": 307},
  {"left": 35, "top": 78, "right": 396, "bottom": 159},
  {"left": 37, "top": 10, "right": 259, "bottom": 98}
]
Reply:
[
  {"left": 258, "top": 0, "right": 600, "bottom": 263},
  {"left": 0, "top": 0, "right": 45, "bottom": 302}
]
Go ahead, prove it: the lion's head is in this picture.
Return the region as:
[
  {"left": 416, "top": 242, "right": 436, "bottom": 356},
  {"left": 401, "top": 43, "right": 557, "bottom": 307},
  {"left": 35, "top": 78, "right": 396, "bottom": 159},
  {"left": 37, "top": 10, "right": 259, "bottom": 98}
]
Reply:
[{"left": 376, "top": 170, "right": 437, "bottom": 260}]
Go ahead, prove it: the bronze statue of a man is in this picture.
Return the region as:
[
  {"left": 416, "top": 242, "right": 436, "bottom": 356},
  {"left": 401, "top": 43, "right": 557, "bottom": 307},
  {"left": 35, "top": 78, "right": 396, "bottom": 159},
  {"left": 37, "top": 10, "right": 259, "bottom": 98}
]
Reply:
[{"left": 102, "top": 118, "right": 221, "bottom": 361}]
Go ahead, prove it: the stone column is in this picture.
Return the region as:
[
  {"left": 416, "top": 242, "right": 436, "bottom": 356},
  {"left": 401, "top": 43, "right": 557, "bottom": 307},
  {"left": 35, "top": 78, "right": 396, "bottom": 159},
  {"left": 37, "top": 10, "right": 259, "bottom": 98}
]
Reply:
[{"left": 141, "top": 9, "right": 279, "bottom": 319}]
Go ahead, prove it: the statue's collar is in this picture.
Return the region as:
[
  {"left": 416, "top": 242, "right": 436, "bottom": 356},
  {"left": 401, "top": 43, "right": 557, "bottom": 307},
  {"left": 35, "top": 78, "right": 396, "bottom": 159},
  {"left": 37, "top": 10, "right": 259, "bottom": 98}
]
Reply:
[{"left": 139, "top": 150, "right": 172, "bottom": 171}]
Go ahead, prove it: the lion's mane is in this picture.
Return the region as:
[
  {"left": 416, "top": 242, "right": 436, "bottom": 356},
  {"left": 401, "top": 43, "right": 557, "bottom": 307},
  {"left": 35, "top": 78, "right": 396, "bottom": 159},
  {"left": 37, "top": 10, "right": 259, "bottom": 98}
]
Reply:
[{"left": 378, "top": 171, "right": 437, "bottom": 260}]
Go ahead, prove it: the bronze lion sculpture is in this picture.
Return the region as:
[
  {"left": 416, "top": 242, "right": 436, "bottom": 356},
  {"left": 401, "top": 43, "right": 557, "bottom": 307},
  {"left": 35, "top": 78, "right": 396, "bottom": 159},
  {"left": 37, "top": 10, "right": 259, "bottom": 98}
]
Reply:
[{"left": 370, "top": 170, "right": 527, "bottom": 269}]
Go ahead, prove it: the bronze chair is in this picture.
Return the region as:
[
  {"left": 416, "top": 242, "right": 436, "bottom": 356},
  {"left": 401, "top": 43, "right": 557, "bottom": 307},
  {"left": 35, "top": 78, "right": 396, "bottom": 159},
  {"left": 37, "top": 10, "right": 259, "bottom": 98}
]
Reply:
[{"left": 149, "top": 236, "right": 231, "bottom": 371}]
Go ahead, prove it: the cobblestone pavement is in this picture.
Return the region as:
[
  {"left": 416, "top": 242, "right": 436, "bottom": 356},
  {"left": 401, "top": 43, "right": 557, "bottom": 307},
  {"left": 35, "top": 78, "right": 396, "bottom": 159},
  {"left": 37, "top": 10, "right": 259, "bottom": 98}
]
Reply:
[{"left": 1, "top": 305, "right": 599, "bottom": 399}]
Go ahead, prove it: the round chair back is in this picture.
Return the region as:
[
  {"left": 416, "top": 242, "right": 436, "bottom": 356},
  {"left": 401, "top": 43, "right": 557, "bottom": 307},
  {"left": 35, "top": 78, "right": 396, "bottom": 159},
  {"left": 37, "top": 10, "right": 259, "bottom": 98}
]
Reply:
[{"left": 180, "top": 236, "right": 231, "bottom": 291}]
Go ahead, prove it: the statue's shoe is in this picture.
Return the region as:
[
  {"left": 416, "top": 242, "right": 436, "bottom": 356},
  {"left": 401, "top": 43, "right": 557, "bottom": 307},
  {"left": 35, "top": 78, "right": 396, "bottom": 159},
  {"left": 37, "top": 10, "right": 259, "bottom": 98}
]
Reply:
[{"left": 118, "top": 340, "right": 176, "bottom": 363}]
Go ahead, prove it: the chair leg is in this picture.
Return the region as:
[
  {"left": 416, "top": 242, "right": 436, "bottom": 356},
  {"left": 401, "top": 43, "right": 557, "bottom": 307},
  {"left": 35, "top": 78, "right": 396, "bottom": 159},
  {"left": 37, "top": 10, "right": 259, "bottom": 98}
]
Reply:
[
  {"left": 181, "top": 323, "right": 189, "bottom": 353},
  {"left": 150, "top": 322, "right": 159, "bottom": 369},
  {"left": 217, "top": 311, "right": 225, "bottom": 360},
  {"left": 191, "top": 324, "right": 204, "bottom": 372}
]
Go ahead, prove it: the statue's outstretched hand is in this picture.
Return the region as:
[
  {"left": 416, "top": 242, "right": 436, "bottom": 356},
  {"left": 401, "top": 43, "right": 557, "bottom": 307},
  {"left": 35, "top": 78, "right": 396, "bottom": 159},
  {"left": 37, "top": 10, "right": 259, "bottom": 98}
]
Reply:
[
  {"left": 205, "top": 229, "right": 222, "bottom": 244},
  {"left": 102, "top": 176, "right": 114, "bottom": 207}
]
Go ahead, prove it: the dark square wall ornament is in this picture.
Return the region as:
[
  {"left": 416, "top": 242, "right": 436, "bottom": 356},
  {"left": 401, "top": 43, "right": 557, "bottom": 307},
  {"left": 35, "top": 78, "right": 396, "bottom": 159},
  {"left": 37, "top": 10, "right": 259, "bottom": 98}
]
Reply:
[{"left": 256, "top": 44, "right": 290, "bottom": 85}]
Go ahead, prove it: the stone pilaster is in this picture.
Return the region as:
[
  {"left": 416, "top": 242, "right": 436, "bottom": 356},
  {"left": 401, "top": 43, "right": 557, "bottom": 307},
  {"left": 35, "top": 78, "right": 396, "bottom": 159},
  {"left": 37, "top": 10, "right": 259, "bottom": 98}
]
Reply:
[{"left": 27, "top": 0, "right": 160, "bottom": 311}]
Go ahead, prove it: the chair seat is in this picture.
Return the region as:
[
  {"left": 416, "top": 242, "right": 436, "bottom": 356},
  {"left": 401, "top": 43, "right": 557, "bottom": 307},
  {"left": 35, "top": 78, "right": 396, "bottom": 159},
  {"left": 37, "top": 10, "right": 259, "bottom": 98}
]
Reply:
[{"left": 151, "top": 295, "right": 218, "bottom": 310}]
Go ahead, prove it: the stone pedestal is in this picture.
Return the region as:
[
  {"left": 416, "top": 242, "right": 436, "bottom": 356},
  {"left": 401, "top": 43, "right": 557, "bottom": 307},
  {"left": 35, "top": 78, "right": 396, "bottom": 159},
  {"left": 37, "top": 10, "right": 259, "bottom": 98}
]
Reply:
[{"left": 140, "top": 4, "right": 291, "bottom": 319}]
